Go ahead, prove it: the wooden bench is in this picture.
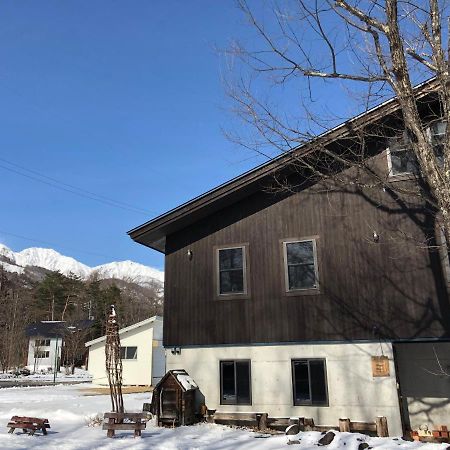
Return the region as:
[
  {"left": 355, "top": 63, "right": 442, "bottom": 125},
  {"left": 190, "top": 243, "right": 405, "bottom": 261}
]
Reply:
[
  {"left": 7, "top": 416, "right": 50, "bottom": 435},
  {"left": 103, "top": 412, "right": 146, "bottom": 438}
]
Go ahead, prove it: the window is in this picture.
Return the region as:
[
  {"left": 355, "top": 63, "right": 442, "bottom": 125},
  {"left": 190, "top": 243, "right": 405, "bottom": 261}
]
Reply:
[
  {"left": 283, "top": 240, "right": 318, "bottom": 291},
  {"left": 35, "top": 339, "right": 50, "bottom": 347},
  {"left": 387, "top": 133, "right": 419, "bottom": 176},
  {"left": 217, "top": 246, "right": 247, "bottom": 295},
  {"left": 430, "top": 121, "right": 446, "bottom": 166},
  {"left": 439, "top": 227, "right": 450, "bottom": 284},
  {"left": 292, "top": 359, "right": 328, "bottom": 406},
  {"left": 120, "top": 346, "right": 137, "bottom": 360},
  {"left": 220, "top": 360, "right": 251, "bottom": 405},
  {"left": 34, "top": 350, "right": 50, "bottom": 359}
]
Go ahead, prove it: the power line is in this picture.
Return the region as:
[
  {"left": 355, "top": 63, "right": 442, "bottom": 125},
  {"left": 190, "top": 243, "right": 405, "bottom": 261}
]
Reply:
[
  {"left": 0, "top": 156, "right": 157, "bottom": 216},
  {"left": 0, "top": 229, "right": 123, "bottom": 261}
]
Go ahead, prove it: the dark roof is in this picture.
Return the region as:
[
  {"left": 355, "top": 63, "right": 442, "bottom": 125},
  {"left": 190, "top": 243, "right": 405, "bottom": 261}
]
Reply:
[
  {"left": 26, "top": 320, "right": 94, "bottom": 338},
  {"left": 128, "top": 78, "right": 438, "bottom": 254}
]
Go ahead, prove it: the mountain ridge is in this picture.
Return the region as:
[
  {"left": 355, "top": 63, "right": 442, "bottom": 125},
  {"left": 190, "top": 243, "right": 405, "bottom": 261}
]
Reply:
[{"left": 0, "top": 243, "right": 164, "bottom": 287}]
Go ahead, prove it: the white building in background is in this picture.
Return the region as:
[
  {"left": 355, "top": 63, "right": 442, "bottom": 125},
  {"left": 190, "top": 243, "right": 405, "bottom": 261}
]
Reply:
[
  {"left": 85, "top": 315, "right": 165, "bottom": 386},
  {"left": 26, "top": 320, "right": 93, "bottom": 372},
  {"left": 26, "top": 323, "right": 62, "bottom": 371}
]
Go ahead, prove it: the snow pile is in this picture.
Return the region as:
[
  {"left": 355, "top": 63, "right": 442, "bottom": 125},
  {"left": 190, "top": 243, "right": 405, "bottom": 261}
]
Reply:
[
  {"left": 173, "top": 370, "right": 198, "bottom": 391},
  {"left": 0, "top": 243, "right": 164, "bottom": 286},
  {"left": 287, "top": 430, "right": 448, "bottom": 450},
  {"left": 0, "top": 385, "right": 448, "bottom": 449}
]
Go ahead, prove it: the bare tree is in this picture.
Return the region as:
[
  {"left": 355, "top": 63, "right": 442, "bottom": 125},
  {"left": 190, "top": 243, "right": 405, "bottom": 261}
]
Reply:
[
  {"left": 227, "top": 0, "right": 450, "bottom": 244},
  {"left": 0, "top": 267, "right": 34, "bottom": 372},
  {"left": 62, "top": 323, "right": 91, "bottom": 375}
]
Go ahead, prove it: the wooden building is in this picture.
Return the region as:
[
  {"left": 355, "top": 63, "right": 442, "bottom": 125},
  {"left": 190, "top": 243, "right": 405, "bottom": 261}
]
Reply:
[
  {"left": 129, "top": 79, "right": 450, "bottom": 436},
  {"left": 151, "top": 369, "right": 198, "bottom": 426}
]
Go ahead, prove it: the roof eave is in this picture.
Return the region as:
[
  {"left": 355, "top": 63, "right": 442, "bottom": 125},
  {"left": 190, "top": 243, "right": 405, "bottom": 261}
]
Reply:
[{"left": 129, "top": 78, "right": 439, "bottom": 253}]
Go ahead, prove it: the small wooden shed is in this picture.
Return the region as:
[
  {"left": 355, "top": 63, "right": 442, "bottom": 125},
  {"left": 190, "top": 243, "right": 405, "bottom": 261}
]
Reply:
[{"left": 151, "top": 369, "right": 198, "bottom": 426}]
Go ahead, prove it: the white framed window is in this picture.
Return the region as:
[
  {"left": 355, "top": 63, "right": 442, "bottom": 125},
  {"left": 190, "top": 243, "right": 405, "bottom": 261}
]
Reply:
[
  {"left": 283, "top": 239, "right": 319, "bottom": 292},
  {"left": 34, "top": 350, "right": 50, "bottom": 359},
  {"left": 120, "top": 346, "right": 137, "bottom": 360},
  {"left": 387, "top": 132, "right": 419, "bottom": 176},
  {"left": 216, "top": 245, "right": 248, "bottom": 296},
  {"left": 35, "top": 339, "right": 50, "bottom": 347}
]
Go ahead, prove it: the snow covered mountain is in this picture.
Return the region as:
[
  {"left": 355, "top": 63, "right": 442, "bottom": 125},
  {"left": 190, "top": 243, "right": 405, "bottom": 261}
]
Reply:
[{"left": 0, "top": 243, "right": 164, "bottom": 286}]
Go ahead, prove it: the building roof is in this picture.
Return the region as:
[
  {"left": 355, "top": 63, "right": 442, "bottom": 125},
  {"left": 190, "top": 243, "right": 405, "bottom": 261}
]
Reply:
[
  {"left": 128, "top": 78, "right": 439, "bottom": 254},
  {"left": 85, "top": 315, "right": 162, "bottom": 347},
  {"left": 26, "top": 320, "right": 93, "bottom": 338},
  {"left": 155, "top": 369, "right": 198, "bottom": 392}
]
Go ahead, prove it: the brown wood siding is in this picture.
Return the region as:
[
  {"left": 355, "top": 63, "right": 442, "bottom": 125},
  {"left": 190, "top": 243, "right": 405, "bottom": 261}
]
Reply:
[{"left": 163, "top": 155, "right": 450, "bottom": 346}]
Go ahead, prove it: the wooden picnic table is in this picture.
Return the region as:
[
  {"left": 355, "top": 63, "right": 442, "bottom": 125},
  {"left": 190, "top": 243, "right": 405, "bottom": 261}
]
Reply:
[{"left": 7, "top": 416, "right": 50, "bottom": 435}]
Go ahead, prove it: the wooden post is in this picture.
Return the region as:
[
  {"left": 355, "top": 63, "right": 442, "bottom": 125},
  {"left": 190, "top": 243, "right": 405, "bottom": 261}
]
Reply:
[
  {"left": 107, "top": 417, "right": 115, "bottom": 438},
  {"left": 304, "top": 418, "right": 315, "bottom": 431},
  {"left": 298, "top": 417, "right": 305, "bottom": 431},
  {"left": 134, "top": 417, "right": 141, "bottom": 437},
  {"left": 259, "top": 413, "right": 268, "bottom": 431},
  {"left": 339, "top": 418, "right": 350, "bottom": 432},
  {"left": 376, "top": 416, "right": 389, "bottom": 437}
]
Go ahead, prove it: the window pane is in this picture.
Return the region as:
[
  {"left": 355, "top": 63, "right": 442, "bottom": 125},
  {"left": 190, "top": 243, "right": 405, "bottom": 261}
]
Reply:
[
  {"left": 391, "top": 149, "right": 418, "bottom": 175},
  {"left": 120, "top": 347, "right": 126, "bottom": 359},
  {"left": 293, "top": 361, "right": 310, "bottom": 403},
  {"left": 236, "top": 361, "right": 251, "bottom": 404},
  {"left": 219, "top": 248, "right": 243, "bottom": 270},
  {"left": 309, "top": 360, "right": 327, "bottom": 404},
  {"left": 221, "top": 362, "right": 236, "bottom": 403},
  {"left": 432, "top": 121, "right": 446, "bottom": 137},
  {"left": 127, "top": 347, "right": 137, "bottom": 359},
  {"left": 220, "top": 270, "right": 244, "bottom": 294},
  {"left": 431, "top": 121, "right": 446, "bottom": 166},
  {"left": 286, "top": 241, "right": 314, "bottom": 265},
  {"left": 288, "top": 264, "right": 316, "bottom": 290}
]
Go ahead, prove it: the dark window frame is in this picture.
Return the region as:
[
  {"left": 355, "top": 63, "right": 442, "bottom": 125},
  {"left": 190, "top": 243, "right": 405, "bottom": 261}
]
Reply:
[
  {"left": 438, "top": 226, "right": 450, "bottom": 285},
  {"left": 219, "top": 359, "right": 252, "bottom": 405},
  {"left": 291, "top": 358, "right": 329, "bottom": 406},
  {"left": 120, "top": 346, "right": 138, "bottom": 360},
  {"left": 35, "top": 339, "right": 51, "bottom": 347},
  {"left": 429, "top": 120, "right": 446, "bottom": 166},
  {"left": 282, "top": 238, "right": 319, "bottom": 294},
  {"left": 215, "top": 244, "right": 250, "bottom": 300}
]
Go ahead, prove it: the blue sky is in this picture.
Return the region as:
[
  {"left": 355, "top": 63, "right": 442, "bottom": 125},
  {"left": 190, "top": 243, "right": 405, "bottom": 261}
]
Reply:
[
  {"left": 0, "top": 1, "right": 268, "bottom": 270},
  {"left": 0, "top": 1, "right": 369, "bottom": 271}
]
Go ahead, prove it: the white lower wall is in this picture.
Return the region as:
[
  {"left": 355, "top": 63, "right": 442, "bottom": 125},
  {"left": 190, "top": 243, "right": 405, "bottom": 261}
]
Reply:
[{"left": 166, "top": 341, "right": 403, "bottom": 436}]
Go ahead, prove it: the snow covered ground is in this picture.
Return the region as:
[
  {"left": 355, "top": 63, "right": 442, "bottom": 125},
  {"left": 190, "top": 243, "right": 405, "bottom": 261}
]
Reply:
[{"left": 0, "top": 384, "right": 448, "bottom": 450}]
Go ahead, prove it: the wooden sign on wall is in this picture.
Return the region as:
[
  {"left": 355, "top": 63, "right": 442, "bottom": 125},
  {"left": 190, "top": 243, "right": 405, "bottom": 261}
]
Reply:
[{"left": 371, "top": 355, "right": 390, "bottom": 377}]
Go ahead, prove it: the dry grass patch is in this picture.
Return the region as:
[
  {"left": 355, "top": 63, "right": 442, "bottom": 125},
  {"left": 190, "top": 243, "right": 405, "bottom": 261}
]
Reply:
[{"left": 80, "top": 386, "right": 153, "bottom": 396}]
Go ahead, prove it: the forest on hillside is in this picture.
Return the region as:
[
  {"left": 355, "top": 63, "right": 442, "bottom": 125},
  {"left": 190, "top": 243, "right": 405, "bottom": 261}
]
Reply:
[{"left": 0, "top": 266, "right": 163, "bottom": 372}]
